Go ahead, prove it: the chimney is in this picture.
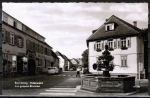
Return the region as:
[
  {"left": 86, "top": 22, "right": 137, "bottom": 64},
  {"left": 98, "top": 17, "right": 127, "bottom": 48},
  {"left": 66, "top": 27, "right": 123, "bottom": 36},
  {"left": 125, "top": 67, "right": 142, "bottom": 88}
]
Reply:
[
  {"left": 133, "top": 21, "right": 137, "bottom": 27},
  {"left": 92, "top": 29, "right": 97, "bottom": 34}
]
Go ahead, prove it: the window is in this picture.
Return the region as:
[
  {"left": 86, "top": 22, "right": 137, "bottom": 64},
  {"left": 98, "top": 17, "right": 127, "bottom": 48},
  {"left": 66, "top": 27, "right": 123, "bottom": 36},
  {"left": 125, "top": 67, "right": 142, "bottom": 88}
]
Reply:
[
  {"left": 26, "top": 40, "right": 30, "bottom": 49},
  {"left": 35, "top": 34, "right": 37, "bottom": 39},
  {"left": 121, "top": 38, "right": 126, "bottom": 47},
  {"left": 13, "top": 21, "right": 17, "bottom": 28},
  {"left": 105, "top": 23, "right": 114, "bottom": 31},
  {"left": 32, "top": 43, "right": 35, "bottom": 51},
  {"left": 3, "top": 16, "right": 8, "bottom": 23},
  {"left": 108, "top": 39, "right": 113, "bottom": 50},
  {"left": 17, "top": 36, "right": 23, "bottom": 47},
  {"left": 121, "top": 38, "right": 128, "bottom": 50},
  {"left": 121, "top": 56, "right": 127, "bottom": 67},
  {"left": 26, "top": 28, "right": 30, "bottom": 34},
  {"left": 41, "top": 46, "right": 43, "bottom": 54},
  {"left": 9, "top": 32, "right": 15, "bottom": 45},
  {"left": 30, "top": 41, "right": 32, "bottom": 50},
  {"left": 35, "top": 43, "right": 38, "bottom": 52},
  {"left": 38, "top": 59, "right": 42, "bottom": 66},
  {"left": 37, "top": 44, "right": 39, "bottom": 53},
  {"left": 94, "top": 41, "right": 101, "bottom": 51},
  {"left": 2, "top": 29, "right": 6, "bottom": 42}
]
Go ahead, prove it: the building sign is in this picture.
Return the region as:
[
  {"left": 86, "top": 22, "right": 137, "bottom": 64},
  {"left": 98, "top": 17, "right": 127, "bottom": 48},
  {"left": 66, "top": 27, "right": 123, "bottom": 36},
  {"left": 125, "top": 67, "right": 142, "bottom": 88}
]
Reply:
[
  {"left": 18, "top": 52, "right": 25, "bottom": 56},
  {"left": 101, "top": 81, "right": 122, "bottom": 88},
  {"left": 37, "top": 53, "right": 46, "bottom": 58}
]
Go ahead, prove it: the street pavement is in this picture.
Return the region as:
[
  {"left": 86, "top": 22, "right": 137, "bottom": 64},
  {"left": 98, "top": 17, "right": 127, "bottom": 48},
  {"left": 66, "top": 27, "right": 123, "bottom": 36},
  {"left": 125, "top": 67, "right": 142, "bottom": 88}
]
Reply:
[{"left": 1, "top": 71, "right": 150, "bottom": 97}]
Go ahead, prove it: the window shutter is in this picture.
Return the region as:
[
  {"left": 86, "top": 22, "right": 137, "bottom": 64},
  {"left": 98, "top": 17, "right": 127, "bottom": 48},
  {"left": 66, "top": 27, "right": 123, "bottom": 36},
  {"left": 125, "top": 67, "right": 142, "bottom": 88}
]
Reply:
[
  {"left": 7, "top": 31, "right": 10, "bottom": 44},
  {"left": 112, "top": 40, "right": 114, "bottom": 49},
  {"left": 94, "top": 42, "right": 96, "bottom": 51},
  {"left": 101, "top": 41, "right": 104, "bottom": 50},
  {"left": 2, "top": 29, "right": 5, "bottom": 42},
  {"left": 126, "top": 37, "right": 131, "bottom": 48},
  {"left": 22, "top": 37, "right": 24, "bottom": 48},
  {"left": 5, "top": 31, "right": 8, "bottom": 43},
  {"left": 14, "top": 34, "right": 17, "bottom": 46},
  {"left": 113, "top": 39, "right": 117, "bottom": 49},
  {"left": 118, "top": 39, "right": 120, "bottom": 48}
]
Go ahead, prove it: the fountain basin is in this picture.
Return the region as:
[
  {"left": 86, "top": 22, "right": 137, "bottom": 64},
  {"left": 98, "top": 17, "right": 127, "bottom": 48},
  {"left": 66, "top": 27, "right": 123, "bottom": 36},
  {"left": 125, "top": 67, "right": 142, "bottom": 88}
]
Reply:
[{"left": 81, "top": 74, "right": 135, "bottom": 93}]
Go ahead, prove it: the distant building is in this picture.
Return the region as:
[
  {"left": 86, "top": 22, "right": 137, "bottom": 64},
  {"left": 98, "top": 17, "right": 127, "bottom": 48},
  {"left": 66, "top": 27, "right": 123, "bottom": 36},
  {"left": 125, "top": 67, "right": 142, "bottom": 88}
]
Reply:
[
  {"left": 76, "top": 58, "right": 83, "bottom": 66},
  {"left": 51, "top": 50, "right": 59, "bottom": 69},
  {"left": 86, "top": 15, "right": 148, "bottom": 79},
  {"left": 70, "top": 58, "right": 79, "bottom": 65},
  {"left": 63, "top": 55, "right": 72, "bottom": 70}
]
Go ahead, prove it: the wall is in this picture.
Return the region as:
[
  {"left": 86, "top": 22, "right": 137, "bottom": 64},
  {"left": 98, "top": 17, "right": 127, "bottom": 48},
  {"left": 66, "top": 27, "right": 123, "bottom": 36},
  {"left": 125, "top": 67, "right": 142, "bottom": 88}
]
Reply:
[{"left": 88, "top": 36, "right": 142, "bottom": 77}]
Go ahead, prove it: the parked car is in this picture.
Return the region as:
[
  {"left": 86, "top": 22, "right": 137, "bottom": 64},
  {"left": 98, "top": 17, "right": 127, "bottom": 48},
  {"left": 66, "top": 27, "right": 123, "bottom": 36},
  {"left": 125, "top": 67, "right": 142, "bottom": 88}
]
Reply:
[{"left": 47, "top": 67, "right": 59, "bottom": 75}]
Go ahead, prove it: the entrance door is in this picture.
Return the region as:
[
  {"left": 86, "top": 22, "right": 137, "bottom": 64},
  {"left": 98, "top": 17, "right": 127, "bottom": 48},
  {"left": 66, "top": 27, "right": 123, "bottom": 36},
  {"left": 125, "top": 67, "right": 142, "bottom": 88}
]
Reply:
[
  {"left": 17, "top": 56, "right": 23, "bottom": 74},
  {"left": 28, "top": 59, "right": 36, "bottom": 75}
]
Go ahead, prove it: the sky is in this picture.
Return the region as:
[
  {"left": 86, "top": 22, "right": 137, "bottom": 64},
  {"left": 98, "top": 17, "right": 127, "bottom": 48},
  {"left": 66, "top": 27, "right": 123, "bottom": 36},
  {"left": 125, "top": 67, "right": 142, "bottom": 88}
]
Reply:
[{"left": 2, "top": 3, "right": 148, "bottom": 59}]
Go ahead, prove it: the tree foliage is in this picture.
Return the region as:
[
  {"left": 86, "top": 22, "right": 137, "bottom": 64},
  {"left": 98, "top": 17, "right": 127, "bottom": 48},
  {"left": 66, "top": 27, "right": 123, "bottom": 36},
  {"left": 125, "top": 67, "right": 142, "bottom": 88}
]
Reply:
[{"left": 82, "top": 49, "right": 88, "bottom": 68}]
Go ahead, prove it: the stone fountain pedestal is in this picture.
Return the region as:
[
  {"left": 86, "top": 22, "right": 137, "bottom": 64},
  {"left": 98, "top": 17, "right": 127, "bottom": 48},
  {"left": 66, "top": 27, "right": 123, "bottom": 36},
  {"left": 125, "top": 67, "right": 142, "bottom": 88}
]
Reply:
[{"left": 81, "top": 74, "right": 135, "bottom": 93}]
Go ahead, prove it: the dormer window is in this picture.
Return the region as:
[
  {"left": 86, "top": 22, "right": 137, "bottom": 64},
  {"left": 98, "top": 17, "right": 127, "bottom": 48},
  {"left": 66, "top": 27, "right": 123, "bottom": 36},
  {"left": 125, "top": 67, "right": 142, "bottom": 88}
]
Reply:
[
  {"left": 13, "top": 21, "right": 17, "bottom": 28},
  {"left": 105, "top": 23, "right": 115, "bottom": 31}
]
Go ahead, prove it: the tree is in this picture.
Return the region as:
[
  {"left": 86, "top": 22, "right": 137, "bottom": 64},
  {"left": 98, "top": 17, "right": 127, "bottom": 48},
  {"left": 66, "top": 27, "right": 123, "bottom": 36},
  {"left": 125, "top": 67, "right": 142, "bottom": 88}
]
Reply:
[{"left": 81, "top": 49, "right": 88, "bottom": 68}]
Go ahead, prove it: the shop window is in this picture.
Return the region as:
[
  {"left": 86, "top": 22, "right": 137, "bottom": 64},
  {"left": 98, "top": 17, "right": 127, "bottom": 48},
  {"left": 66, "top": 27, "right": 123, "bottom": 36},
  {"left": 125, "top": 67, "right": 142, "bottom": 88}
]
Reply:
[{"left": 121, "top": 55, "right": 127, "bottom": 67}]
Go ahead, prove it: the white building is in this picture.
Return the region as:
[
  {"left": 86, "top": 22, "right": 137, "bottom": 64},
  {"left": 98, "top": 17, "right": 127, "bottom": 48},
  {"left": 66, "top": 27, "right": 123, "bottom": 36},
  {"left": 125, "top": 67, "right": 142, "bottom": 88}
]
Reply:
[{"left": 86, "top": 15, "right": 148, "bottom": 79}]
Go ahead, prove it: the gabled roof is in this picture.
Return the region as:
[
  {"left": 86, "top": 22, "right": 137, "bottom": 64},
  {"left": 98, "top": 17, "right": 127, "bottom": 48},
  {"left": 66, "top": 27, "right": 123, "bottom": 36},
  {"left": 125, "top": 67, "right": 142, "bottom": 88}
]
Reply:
[
  {"left": 86, "top": 15, "right": 144, "bottom": 44},
  {"left": 71, "top": 58, "right": 79, "bottom": 64},
  {"left": 55, "top": 51, "right": 71, "bottom": 62},
  {"left": 55, "top": 51, "right": 64, "bottom": 57},
  {"left": 63, "top": 55, "right": 72, "bottom": 63},
  {"left": 52, "top": 50, "right": 59, "bottom": 59}
]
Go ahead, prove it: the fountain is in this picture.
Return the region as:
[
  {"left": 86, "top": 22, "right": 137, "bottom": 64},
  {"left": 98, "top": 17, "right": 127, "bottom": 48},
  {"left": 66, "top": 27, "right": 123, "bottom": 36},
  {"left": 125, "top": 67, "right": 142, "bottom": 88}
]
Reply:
[{"left": 81, "top": 45, "right": 135, "bottom": 93}]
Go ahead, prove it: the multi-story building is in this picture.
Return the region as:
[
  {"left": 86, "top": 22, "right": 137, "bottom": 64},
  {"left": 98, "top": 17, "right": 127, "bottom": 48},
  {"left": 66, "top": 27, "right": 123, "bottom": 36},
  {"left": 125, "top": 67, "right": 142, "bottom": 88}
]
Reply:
[
  {"left": 2, "top": 11, "right": 53, "bottom": 76},
  {"left": 55, "top": 51, "right": 65, "bottom": 71},
  {"left": 86, "top": 15, "right": 148, "bottom": 79},
  {"left": 51, "top": 50, "right": 59, "bottom": 69}
]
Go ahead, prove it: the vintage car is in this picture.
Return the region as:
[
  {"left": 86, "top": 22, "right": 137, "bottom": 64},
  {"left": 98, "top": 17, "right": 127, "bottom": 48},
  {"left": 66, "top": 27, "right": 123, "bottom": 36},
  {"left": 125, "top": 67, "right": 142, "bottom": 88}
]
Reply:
[{"left": 47, "top": 67, "right": 59, "bottom": 75}]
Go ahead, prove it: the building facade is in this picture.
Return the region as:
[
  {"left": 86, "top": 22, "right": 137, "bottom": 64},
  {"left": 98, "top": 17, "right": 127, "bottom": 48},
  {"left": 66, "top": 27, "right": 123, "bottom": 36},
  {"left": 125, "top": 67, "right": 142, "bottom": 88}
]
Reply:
[
  {"left": 2, "top": 11, "right": 53, "bottom": 76},
  {"left": 86, "top": 15, "right": 148, "bottom": 79}
]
